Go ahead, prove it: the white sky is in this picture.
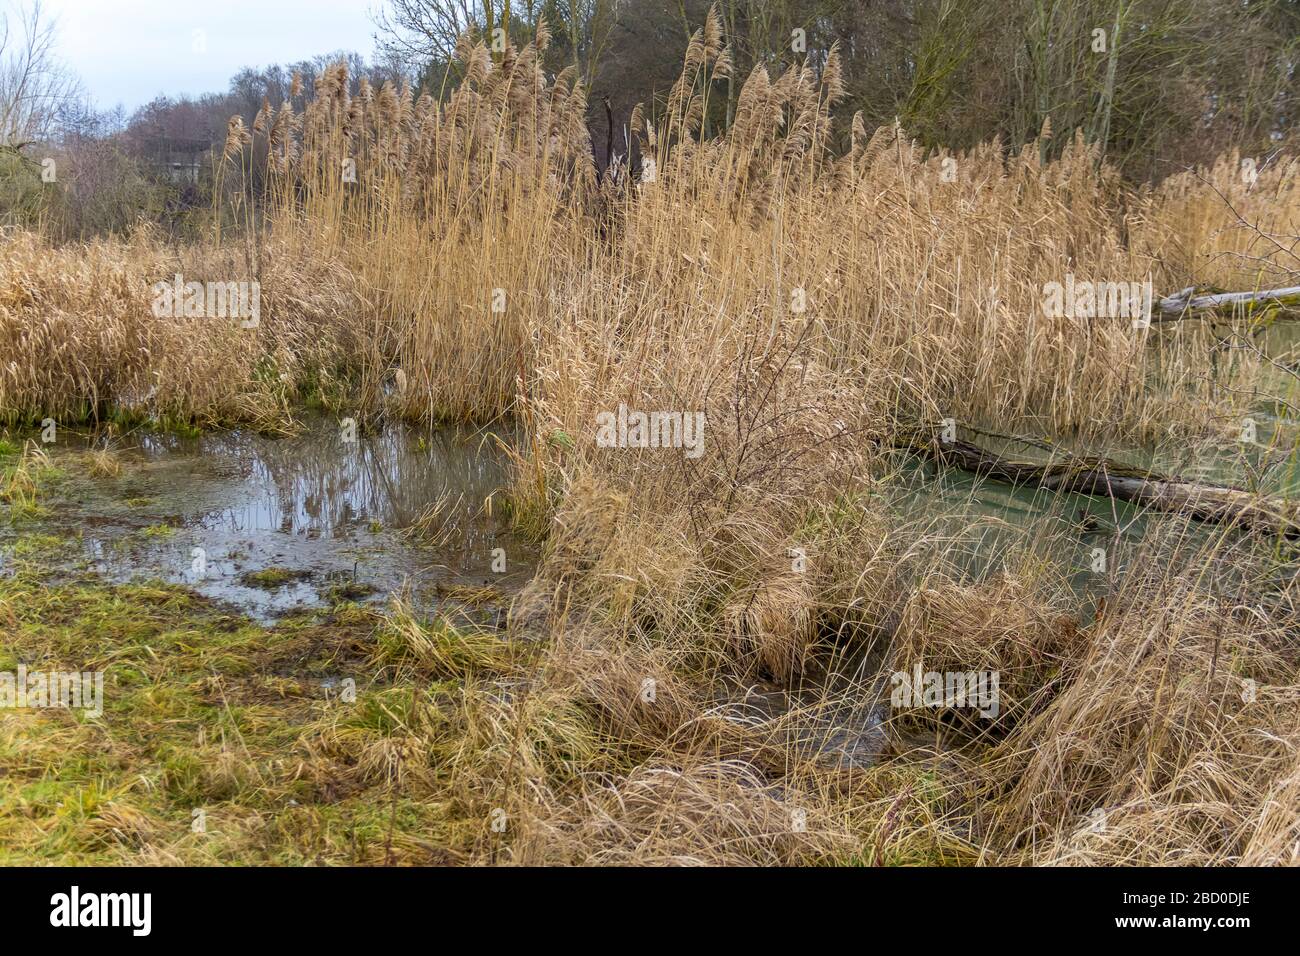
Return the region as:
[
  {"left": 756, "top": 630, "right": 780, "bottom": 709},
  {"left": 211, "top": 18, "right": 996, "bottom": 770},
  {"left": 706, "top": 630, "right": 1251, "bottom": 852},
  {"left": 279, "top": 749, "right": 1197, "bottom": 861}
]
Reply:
[{"left": 36, "top": 0, "right": 381, "bottom": 113}]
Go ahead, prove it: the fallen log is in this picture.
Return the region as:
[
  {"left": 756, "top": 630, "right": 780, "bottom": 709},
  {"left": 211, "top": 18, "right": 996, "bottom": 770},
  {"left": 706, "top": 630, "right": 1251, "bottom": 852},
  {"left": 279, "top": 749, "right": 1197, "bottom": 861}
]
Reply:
[
  {"left": 1155, "top": 285, "right": 1300, "bottom": 321},
  {"left": 900, "top": 431, "right": 1300, "bottom": 537}
]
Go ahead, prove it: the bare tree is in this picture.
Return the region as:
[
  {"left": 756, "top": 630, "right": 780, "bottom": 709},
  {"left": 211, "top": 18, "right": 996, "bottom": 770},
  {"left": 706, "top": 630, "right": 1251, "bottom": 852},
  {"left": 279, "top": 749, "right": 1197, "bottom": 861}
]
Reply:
[
  {"left": 375, "top": 0, "right": 505, "bottom": 64},
  {"left": 552, "top": 0, "right": 616, "bottom": 87},
  {"left": 0, "top": 0, "right": 79, "bottom": 149},
  {"left": 375, "top": 0, "right": 613, "bottom": 88}
]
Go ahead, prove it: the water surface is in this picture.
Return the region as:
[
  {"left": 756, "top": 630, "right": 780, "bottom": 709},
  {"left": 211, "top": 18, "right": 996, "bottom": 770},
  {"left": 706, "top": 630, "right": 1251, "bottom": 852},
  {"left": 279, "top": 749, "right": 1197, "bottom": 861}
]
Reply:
[{"left": 2, "top": 415, "right": 538, "bottom": 621}]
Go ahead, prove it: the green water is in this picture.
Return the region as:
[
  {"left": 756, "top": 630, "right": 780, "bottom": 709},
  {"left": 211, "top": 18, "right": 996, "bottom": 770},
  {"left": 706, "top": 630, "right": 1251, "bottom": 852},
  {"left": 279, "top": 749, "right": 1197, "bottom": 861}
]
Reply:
[{"left": 885, "top": 316, "right": 1300, "bottom": 609}]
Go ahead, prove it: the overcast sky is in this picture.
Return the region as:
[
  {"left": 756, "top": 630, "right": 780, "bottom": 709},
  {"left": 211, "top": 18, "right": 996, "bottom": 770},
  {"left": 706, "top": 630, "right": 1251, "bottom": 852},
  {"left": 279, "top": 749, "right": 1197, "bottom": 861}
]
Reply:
[{"left": 37, "top": 0, "right": 381, "bottom": 113}]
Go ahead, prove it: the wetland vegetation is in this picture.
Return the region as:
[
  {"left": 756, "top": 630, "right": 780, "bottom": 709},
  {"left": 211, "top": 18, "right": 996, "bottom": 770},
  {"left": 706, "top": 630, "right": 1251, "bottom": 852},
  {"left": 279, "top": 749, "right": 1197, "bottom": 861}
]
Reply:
[{"left": 2, "top": 1, "right": 1299, "bottom": 866}]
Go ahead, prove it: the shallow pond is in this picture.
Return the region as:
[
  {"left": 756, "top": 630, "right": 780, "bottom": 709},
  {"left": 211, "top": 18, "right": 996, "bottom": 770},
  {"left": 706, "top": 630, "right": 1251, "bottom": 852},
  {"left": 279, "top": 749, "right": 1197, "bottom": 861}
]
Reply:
[
  {"left": 1, "top": 415, "right": 538, "bottom": 621},
  {"left": 3, "top": 400, "right": 1291, "bottom": 775}
]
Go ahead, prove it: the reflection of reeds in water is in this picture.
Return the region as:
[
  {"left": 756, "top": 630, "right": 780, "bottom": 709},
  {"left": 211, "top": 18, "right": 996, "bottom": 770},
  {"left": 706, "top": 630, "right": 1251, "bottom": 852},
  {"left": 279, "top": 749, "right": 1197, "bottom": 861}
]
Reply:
[{"left": 181, "top": 419, "right": 512, "bottom": 545}]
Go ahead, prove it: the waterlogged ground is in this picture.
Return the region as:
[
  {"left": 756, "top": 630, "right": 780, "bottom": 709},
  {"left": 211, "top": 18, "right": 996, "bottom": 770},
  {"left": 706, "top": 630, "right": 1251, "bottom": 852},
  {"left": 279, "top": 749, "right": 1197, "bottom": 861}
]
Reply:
[
  {"left": 2, "top": 412, "right": 1239, "bottom": 627},
  {"left": 0, "top": 415, "right": 537, "bottom": 621},
  {"left": 891, "top": 434, "right": 1300, "bottom": 617},
  {"left": 2, "top": 370, "right": 1297, "bottom": 863},
  {"left": 0, "top": 416, "right": 545, "bottom": 864}
]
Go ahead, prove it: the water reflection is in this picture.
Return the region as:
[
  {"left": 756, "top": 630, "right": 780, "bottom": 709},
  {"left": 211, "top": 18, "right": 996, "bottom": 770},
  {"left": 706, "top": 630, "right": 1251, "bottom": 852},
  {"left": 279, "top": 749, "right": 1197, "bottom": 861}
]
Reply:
[
  {"left": 4, "top": 415, "right": 536, "bottom": 621},
  {"left": 122, "top": 421, "right": 511, "bottom": 545}
]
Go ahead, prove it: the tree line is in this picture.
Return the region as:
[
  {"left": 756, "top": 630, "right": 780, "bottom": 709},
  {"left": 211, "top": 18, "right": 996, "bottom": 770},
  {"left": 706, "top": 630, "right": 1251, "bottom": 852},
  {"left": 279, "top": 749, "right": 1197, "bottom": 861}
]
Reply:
[{"left": 3, "top": 0, "right": 1296, "bottom": 238}]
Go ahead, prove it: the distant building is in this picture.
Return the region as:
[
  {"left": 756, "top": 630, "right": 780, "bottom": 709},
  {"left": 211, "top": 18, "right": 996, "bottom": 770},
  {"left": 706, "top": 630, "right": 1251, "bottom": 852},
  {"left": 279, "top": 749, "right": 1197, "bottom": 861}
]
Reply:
[{"left": 150, "top": 136, "right": 210, "bottom": 184}]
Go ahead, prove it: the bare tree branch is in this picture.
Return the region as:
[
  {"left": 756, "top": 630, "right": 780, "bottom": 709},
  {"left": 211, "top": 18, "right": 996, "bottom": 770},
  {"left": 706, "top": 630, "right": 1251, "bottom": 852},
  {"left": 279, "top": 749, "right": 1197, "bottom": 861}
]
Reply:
[{"left": 0, "top": 0, "right": 80, "bottom": 148}]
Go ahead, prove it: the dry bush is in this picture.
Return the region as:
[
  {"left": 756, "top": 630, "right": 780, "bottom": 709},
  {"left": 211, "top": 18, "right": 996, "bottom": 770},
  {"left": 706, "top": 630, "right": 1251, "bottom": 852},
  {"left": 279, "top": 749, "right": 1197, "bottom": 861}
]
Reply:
[
  {"left": 983, "top": 577, "right": 1300, "bottom": 865},
  {"left": 507, "top": 760, "right": 858, "bottom": 866},
  {"left": 1137, "top": 151, "right": 1300, "bottom": 291},
  {"left": 82, "top": 447, "right": 120, "bottom": 478}
]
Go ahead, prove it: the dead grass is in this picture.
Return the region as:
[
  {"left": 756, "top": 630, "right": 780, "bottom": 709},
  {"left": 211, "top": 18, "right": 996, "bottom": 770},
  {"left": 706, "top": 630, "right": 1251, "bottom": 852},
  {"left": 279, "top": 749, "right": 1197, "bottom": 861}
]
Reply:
[
  {"left": 3, "top": 10, "right": 1300, "bottom": 866},
  {"left": 0, "top": 228, "right": 369, "bottom": 427},
  {"left": 83, "top": 447, "right": 121, "bottom": 478}
]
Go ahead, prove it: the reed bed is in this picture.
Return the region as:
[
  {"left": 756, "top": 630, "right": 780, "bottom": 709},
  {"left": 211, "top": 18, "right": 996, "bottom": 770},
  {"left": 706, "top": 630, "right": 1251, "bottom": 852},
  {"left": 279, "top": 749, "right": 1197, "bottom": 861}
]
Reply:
[
  {"left": 0, "top": 227, "right": 369, "bottom": 426},
  {"left": 3, "top": 10, "right": 1300, "bottom": 866}
]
